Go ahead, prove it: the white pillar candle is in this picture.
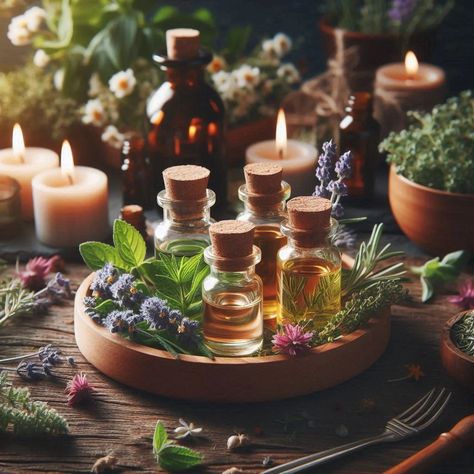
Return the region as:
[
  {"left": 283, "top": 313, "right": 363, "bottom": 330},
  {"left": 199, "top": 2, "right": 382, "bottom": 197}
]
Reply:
[
  {"left": 0, "top": 125, "right": 59, "bottom": 219},
  {"left": 32, "top": 141, "right": 109, "bottom": 247},
  {"left": 246, "top": 110, "right": 317, "bottom": 197}
]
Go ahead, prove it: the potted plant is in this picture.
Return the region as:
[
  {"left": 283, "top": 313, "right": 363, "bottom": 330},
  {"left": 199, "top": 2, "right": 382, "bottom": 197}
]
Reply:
[
  {"left": 380, "top": 91, "right": 474, "bottom": 255},
  {"left": 319, "top": 0, "right": 453, "bottom": 91}
]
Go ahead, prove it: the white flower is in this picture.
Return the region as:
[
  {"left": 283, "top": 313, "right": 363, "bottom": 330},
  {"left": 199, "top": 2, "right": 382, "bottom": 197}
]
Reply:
[
  {"left": 101, "top": 125, "right": 125, "bottom": 150},
  {"left": 173, "top": 419, "right": 203, "bottom": 440},
  {"left": 277, "top": 63, "right": 301, "bottom": 84},
  {"left": 109, "top": 69, "right": 136, "bottom": 99},
  {"left": 33, "top": 49, "right": 50, "bottom": 68},
  {"left": 7, "top": 15, "right": 32, "bottom": 46},
  {"left": 262, "top": 39, "right": 277, "bottom": 56},
  {"left": 82, "top": 99, "right": 106, "bottom": 127},
  {"left": 212, "top": 71, "right": 237, "bottom": 100},
  {"left": 88, "top": 73, "right": 103, "bottom": 97},
  {"left": 23, "top": 6, "right": 46, "bottom": 33},
  {"left": 233, "top": 64, "right": 260, "bottom": 89},
  {"left": 273, "top": 33, "right": 292, "bottom": 57},
  {"left": 53, "top": 69, "right": 65, "bottom": 91}
]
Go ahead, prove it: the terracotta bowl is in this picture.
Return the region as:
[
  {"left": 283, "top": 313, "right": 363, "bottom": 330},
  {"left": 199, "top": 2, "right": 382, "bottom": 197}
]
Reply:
[
  {"left": 440, "top": 311, "right": 474, "bottom": 392},
  {"left": 74, "top": 271, "right": 391, "bottom": 403},
  {"left": 388, "top": 166, "right": 474, "bottom": 255}
]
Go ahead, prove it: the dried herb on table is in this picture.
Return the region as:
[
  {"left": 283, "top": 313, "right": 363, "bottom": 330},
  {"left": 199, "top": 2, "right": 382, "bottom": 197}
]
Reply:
[{"left": 451, "top": 310, "right": 474, "bottom": 357}]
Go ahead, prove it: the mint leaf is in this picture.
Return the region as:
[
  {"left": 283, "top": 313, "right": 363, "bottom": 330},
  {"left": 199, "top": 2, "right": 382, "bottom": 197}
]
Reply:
[
  {"left": 153, "top": 421, "right": 168, "bottom": 453},
  {"left": 113, "top": 219, "right": 146, "bottom": 269},
  {"left": 441, "top": 250, "right": 470, "bottom": 271},
  {"left": 421, "top": 276, "right": 434, "bottom": 303},
  {"left": 79, "top": 242, "right": 125, "bottom": 271},
  {"left": 158, "top": 445, "right": 203, "bottom": 472},
  {"left": 92, "top": 299, "right": 116, "bottom": 314}
]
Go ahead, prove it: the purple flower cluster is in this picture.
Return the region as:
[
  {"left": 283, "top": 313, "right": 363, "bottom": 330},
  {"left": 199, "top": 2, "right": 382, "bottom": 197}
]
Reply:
[
  {"left": 90, "top": 263, "right": 119, "bottom": 299},
  {"left": 313, "top": 140, "right": 352, "bottom": 218},
  {"left": 33, "top": 273, "right": 72, "bottom": 313},
  {"left": 15, "top": 345, "right": 64, "bottom": 380},
  {"left": 272, "top": 324, "right": 314, "bottom": 357},
  {"left": 388, "top": 0, "right": 417, "bottom": 22}
]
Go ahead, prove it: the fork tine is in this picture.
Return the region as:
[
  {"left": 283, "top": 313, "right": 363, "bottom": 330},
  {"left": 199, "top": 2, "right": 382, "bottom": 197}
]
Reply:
[
  {"left": 399, "top": 388, "right": 440, "bottom": 424},
  {"left": 402, "top": 388, "right": 446, "bottom": 425},
  {"left": 396, "top": 388, "right": 435, "bottom": 421},
  {"left": 410, "top": 390, "right": 451, "bottom": 430}
]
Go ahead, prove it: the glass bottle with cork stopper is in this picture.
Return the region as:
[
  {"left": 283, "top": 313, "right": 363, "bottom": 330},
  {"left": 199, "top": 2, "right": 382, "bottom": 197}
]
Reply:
[
  {"left": 277, "top": 196, "right": 341, "bottom": 329},
  {"left": 155, "top": 164, "right": 215, "bottom": 258},
  {"left": 338, "top": 92, "right": 379, "bottom": 200},
  {"left": 147, "top": 28, "right": 226, "bottom": 211},
  {"left": 237, "top": 163, "right": 290, "bottom": 329},
  {"left": 202, "top": 220, "right": 263, "bottom": 356}
]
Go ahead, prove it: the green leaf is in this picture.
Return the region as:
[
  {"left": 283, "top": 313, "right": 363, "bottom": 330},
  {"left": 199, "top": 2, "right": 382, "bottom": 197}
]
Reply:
[
  {"left": 152, "top": 5, "right": 179, "bottom": 24},
  {"left": 153, "top": 421, "right": 168, "bottom": 454},
  {"left": 79, "top": 242, "right": 125, "bottom": 271},
  {"left": 223, "top": 25, "right": 251, "bottom": 64},
  {"left": 40, "top": 0, "right": 73, "bottom": 49},
  {"left": 421, "top": 276, "right": 434, "bottom": 303},
  {"left": 158, "top": 445, "right": 203, "bottom": 472},
  {"left": 113, "top": 219, "right": 146, "bottom": 269},
  {"left": 441, "top": 250, "right": 470, "bottom": 271},
  {"left": 93, "top": 299, "right": 116, "bottom": 314},
  {"left": 179, "top": 253, "right": 204, "bottom": 283},
  {"left": 104, "top": 14, "right": 139, "bottom": 70}
]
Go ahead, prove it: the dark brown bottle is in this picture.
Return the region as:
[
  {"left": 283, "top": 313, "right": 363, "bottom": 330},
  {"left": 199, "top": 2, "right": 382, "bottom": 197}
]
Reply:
[
  {"left": 146, "top": 29, "right": 226, "bottom": 210},
  {"left": 338, "top": 92, "right": 379, "bottom": 200}
]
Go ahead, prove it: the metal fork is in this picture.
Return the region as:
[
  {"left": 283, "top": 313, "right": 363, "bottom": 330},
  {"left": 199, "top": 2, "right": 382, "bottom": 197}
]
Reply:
[{"left": 262, "top": 387, "right": 451, "bottom": 474}]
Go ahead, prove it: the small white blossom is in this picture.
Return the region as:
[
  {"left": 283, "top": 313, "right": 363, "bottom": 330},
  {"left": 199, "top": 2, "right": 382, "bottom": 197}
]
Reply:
[
  {"left": 109, "top": 69, "right": 136, "bottom": 99},
  {"left": 53, "top": 69, "right": 65, "bottom": 91},
  {"left": 277, "top": 63, "right": 301, "bottom": 84},
  {"left": 82, "top": 99, "right": 106, "bottom": 127},
  {"left": 101, "top": 125, "right": 125, "bottom": 149},
  {"left": 207, "top": 55, "right": 226, "bottom": 74},
  {"left": 33, "top": 49, "right": 50, "bottom": 68},
  {"left": 273, "top": 32, "right": 292, "bottom": 57},
  {"left": 212, "top": 71, "right": 237, "bottom": 101},
  {"left": 7, "top": 15, "right": 32, "bottom": 46},
  {"left": 23, "top": 6, "right": 46, "bottom": 33},
  {"left": 262, "top": 38, "right": 278, "bottom": 56},
  {"left": 233, "top": 64, "right": 261, "bottom": 89},
  {"left": 88, "top": 73, "right": 104, "bottom": 97},
  {"left": 173, "top": 419, "right": 203, "bottom": 439},
  {"left": 227, "top": 433, "right": 250, "bottom": 450}
]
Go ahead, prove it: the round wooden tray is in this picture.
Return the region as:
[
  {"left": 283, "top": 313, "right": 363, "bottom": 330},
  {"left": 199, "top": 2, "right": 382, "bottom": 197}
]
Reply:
[{"left": 75, "top": 273, "right": 391, "bottom": 403}]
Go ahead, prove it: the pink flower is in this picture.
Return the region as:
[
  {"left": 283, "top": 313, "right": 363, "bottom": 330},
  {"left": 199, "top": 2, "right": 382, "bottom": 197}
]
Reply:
[
  {"left": 272, "top": 324, "right": 314, "bottom": 356},
  {"left": 65, "top": 372, "right": 95, "bottom": 407},
  {"left": 18, "top": 256, "right": 52, "bottom": 290},
  {"left": 448, "top": 279, "right": 474, "bottom": 310}
]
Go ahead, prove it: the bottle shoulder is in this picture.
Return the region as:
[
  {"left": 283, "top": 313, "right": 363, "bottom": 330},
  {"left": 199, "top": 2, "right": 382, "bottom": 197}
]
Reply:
[
  {"left": 236, "top": 211, "right": 286, "bottom": 226},
  {"left": 278, "top": 244, "right": 341, "bottom": 264}
]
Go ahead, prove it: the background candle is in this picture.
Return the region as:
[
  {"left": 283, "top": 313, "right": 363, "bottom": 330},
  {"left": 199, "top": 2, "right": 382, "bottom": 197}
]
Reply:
[
  {"left": 246, "top": 110, "right": 317, "bottom": 196},
  {"left": 32, "top": 141, "right": 109, "bottom": 247},
  {"left": 374, "top": 51, "right": 447, "bottom": 137},
  {"left": 0, "top": 124, "right": 59, "bottom": 220}
]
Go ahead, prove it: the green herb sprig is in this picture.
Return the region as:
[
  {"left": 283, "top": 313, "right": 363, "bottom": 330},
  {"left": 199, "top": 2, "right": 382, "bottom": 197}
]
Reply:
[
  {"left": 153, "top": 421, "right": 203, "bottom": 472},
  {"left": 0, "top": 279, "right": 37, "bottom": 328},
  {"left": 410, "top": 250, "right": 470, "bottom": 303},
  {"left": 451, "top": 310, "right": 474, "bottom": 357}
]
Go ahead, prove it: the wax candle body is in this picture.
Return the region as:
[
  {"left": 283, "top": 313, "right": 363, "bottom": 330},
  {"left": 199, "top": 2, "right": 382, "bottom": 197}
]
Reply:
[
  {"left": 0, "top": 148, "right": 59, "bottom": 219},
  {"left": 246, "top": 140, "right": 317, "bottom": 197},
  {"left": 32, "top": 167, "right": 109, "bottom": 247}
]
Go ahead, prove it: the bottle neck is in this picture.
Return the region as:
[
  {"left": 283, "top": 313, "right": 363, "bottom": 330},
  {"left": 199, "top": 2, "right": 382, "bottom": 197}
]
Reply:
[
  {"left": 162, "top": 206, "right": 212, "bottom": 226},
  {"left": 166, "top": 65, "right": 205, "bottom": 86},
  {"left": 242, "top": 201, "right": 286, "bottom": 218},
  {"left": 210, "top": 266, "right": 255, "bottom": 281}
]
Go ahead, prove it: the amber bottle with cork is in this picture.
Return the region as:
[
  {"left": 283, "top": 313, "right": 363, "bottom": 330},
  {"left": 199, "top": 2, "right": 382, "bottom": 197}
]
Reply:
[
  {"left": 277, "top": 196, "right": 341, "bottom": 328},
  {"left": 339, "top": 92, "right": 379, "bottom": 200},
  {"left": 147, "top": 29, "right": 226, "bottom": 210},
  {"left": 154, "top": 165, "right": 215, "bottom": 259},
  {"left": 237, "top": 163, "right": 290, "bottom": 328},
  {"left": 202, "top": 220, "right": 263, "bottom": 356}
]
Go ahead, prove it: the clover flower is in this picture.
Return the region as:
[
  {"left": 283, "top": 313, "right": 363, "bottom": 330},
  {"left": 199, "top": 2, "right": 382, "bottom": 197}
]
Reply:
[
  {"left": 448, "top": 279, "right": 474, "bottom": 310},
  {"left": 65, "top": 372, "right": 95, "bottom": 407},
  {"left": 272, "top": 324, "right": 314, "bottom": 356},
  {"left": 90, "top": 263, "right": 119, "bottom": 299},
  {"left": 389, "top": 0, "right": 417, "bottom": 22}
]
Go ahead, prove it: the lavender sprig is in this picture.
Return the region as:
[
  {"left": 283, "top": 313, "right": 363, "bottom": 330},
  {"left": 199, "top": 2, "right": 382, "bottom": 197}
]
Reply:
[{"left": 388, "top": 0, "right": 417, "bottom": 22}]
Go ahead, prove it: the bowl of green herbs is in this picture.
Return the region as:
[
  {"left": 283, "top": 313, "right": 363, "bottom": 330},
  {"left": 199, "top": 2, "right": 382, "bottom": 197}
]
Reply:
[
  {"left": 441, "top": 310, "right": 474, "bottom": 392},
  {"left": 380, "top": 91, "right": 474, "bottom": 255}
]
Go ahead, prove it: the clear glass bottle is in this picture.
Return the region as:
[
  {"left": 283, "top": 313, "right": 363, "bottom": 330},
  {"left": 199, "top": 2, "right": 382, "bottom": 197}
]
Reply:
[
  {"left": 202, "top": 221, "right": 263, "bottom": 356},
  {"left": 277, "top": 197, "right": 342, "bottom": 329},
  {"left": 237, "top": 181, "right": 290, "bottom": 329}
]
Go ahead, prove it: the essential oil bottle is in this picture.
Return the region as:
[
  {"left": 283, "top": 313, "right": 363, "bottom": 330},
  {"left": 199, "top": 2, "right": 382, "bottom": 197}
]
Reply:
[
  {"left": 154, "top": 165, "right": 215, "bottom": 258},
  {"left": 277, "top": 196, "right": 341, "bottom": 328},
  {"left": 202, "top": 220, "right": 263, "bottom": 356},
  {"left": 237, "top": 163, "right": 290, "bottom": 328}
]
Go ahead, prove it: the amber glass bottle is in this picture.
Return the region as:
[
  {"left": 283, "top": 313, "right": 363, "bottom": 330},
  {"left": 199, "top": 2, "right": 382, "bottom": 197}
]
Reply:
[
  {"left": 339, "top": 92, "right": 379, "bottom": 200},
  {"left": 146, "top": 29, "right": 226, "bottom": 210}
]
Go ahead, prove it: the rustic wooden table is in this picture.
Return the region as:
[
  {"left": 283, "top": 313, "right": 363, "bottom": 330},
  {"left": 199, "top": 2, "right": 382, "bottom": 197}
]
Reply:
[{"left": 0, "top": 258, "right": 473, "bottom": 474}]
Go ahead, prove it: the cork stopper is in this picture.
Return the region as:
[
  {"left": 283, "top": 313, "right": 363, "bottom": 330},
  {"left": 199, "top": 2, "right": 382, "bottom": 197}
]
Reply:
[
  {"left": 209, "top": 220, "right": 254, "bottom": 259},
  {"left": 287, "top": 196, "right": 332, "bottom": 230},
  {"left": 244, "top": 163, "right": 282, "bottom": 194},
  {"left": 166, "top": 29, "right": 200, "bottom": 60},
  {"left": 163, "top": 165, "right": 210, "bottom": 201}
]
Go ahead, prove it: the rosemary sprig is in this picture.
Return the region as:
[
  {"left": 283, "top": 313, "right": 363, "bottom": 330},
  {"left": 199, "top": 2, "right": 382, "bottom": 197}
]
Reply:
[
  {"left": 342, "top": 223, "right": 406, "bottom": 297},
  {"left": 451, "top": 310, "right": 474, "bottom": 357},
  {"left": 0, "top": 278, "right": 36, "bottom": 327}
]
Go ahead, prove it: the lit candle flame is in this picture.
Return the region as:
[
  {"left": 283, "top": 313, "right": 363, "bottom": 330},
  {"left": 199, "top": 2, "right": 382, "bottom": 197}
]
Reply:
[
  {"left": 61, "top": 140, "right": 74, "bottom": 184},
  {"left": 12, "top": 123, "right": 25, "bottom": 163},
  {"left": 405, "top": 51, "right": 419, "bottom": 78},
  {"left": 188, "top": 124, "right": 197, "bottom": 142},
  {"left": 276, "top": 108, "right": 287, "bottom": 159}
]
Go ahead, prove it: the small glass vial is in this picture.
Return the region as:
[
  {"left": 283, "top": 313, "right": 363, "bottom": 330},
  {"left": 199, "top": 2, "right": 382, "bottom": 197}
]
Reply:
[
  {"left": 154, "top": 165, "right": 214, "bottom": 258},
  {"left": 237, "top": 163, "right": 290, "bottom": 328},
  {"left": 277, "top": 196, "right": 341, "bottom": 329},
  {"left": 202, "top": 220, "right": 263, "bottom": 356}
]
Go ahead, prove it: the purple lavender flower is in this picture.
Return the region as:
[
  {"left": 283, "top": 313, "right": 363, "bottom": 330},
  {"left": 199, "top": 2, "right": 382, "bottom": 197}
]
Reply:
[
  {"left": 327, "top": 180, "right": 348, "bottom": 196},
  {"left": 110, "top": 273, "right": 144, "bottom": 307},
  {"left": 177, "top": 317, "right": 200, "bottom": 344},
  {"left": 83, "top": 296, "right": 96, "bottom": 307},
  {"left": 331, "top": 202, "right": 344, "bottom": 218},
  {"left": 16, "top": 360, "right": 45, "bottom": 380},
  {"left": 38, "top": 345, "right": 62, "bottom": 365},
  {"left": 104, "top": 309, "right": 141, "bottom": 334},
  {"left": 388, "top": 0, "right": 417, "bottom": 22},
  {"left": 335, "top": 151, "right": 352, "bottom": 179},
  {"left": 313, "top": 184, "right": 331, "bottom": 199},
  {"left": 45, "top": 273, "right": 71, "bottom": 302},
  {"left": 90, "top": 263, "right": 119, "bottom": 299},
  {"left": 140, "top": 297, "right": 171, "bottom": 330}
]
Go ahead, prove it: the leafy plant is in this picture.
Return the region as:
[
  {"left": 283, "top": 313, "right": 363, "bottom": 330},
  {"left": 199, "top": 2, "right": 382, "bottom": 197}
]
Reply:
[
  {"left": 0, "top": 371, "right": 69, "bottom": 436},
  {"left": 153, "top": 420, "right": 203, "bottom": 472},
  {"left": 410, "top": 250, "right": 470, "bottom": 302},
  {"left": 380, "top": 91, "right": 474, "bottom": 194}
]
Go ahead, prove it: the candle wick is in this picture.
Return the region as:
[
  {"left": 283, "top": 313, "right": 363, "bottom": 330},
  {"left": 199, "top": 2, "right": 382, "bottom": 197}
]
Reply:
[
  {"left": 16, "top": 152, "right": 25, "bottom": 164},
  {"left": 67, "top": 174, "right": 74, "bottom": 185},
  {"left": 278, "top": 148, "right": 284, "bottom": 160}
]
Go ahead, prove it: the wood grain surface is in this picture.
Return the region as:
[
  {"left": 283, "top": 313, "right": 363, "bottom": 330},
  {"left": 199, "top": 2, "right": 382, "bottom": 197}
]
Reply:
[{"left": 0, "top": 258, "right": 473, "bottom": 474}]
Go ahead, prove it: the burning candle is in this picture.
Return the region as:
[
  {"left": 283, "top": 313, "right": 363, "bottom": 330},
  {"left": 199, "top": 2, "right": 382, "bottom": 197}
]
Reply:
[
  {"left": 374, "top": 51, "right": 447, "bottom": 136},
  {"left": 32, "top": 141, "right": 109, "bottom": 247},
  {"left": 0, "top": 124, "right": 59, "bottom": 219},
  {"left": 246, "top": 109, "right": 317, "bottom": 196}
]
